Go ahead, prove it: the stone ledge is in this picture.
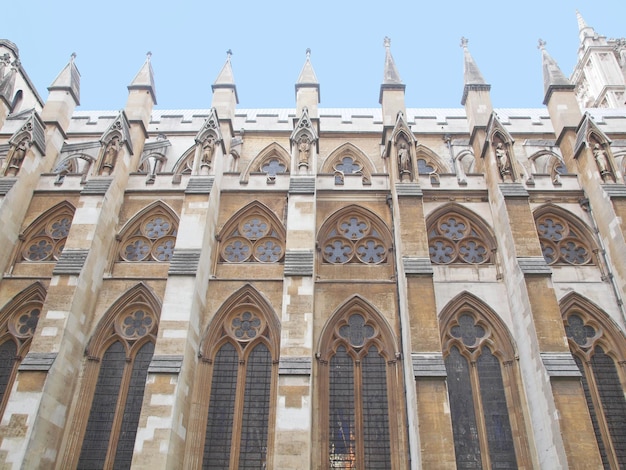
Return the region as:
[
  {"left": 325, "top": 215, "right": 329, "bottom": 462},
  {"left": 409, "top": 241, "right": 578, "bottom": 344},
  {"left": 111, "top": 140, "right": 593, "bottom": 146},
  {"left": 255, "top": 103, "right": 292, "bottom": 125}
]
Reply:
[
  {"left": 0, "top": 178, "right": 17, "bottom": 195},
  {"left": 499, "top": 183, "right": 529, "bottom": 198},
  {"left": 19, "top": 352, "right": 57, "bottom": 371},
  {"left": 395, "top": 183, "right": 422, "bottom": 197},
  {"left": 289, "top": 178, "right": 315, "bottom": 194},
  {"left": 602, "top": 184, "right": 626, "bottom": 198},
  {"left": 168, "top": 249, "right": 201, "bottom": 275},
  {"left": 403, "top": 257, "right": 433, "bottom": 275},
  {"left": 412, "top": 353, "right": 447, "bottom": 379},
  {"left": 518, "top": 257, "right": 551, "bottom": 275},
  {"left": 279, "top": 357, "right": 312, "bottom": 375},
  {"left": 53, "top": 249, "right": 89, "bottom": 275},
  {"left": 284, "top": 250, "right": 314, "bottom": 277},
  {"left": 148, "top": 355, "right": 183, "bottom": 374},
  {"left": 541, "top": 352, "right": 581, "bottom": 378},
  {"left": 185, "top": 177, "right": 214, "bottom": 194},
  {"left": 80, "top": 178, "right": 112, "bottom": 195}
]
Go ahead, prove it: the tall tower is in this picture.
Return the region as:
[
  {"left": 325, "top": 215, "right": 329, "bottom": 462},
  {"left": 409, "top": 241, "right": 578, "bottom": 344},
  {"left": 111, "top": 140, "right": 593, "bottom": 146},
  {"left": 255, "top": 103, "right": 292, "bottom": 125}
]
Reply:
[{"left": 570, "top": 10, "right": 626, "bottom": 108}]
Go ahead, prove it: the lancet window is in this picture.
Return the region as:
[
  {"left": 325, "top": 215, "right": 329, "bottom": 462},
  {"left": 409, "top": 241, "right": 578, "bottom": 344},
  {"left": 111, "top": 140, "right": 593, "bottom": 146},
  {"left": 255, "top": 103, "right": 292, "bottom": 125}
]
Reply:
[
  {"left": 317, "top": 296, "right": 405, "bottom": 469},
  {"left": 562, "top": 295, "right": 626, "bottom": 469},
  {"left": 319, "top": 208, "right": 390, "bottom": 265},
  {"left": 189, "top": 286, "right": 279, "bottom": 469},
  {"left": 0, "top": 283, "right": 45, "bottom": 416},
  {"left": 427, "top": 208, "right": 494, "bottom": 265},
  {"left": 65, "top": 285, "right": 160, "bottom": 469},
  {"left": 219, "top": 204, "right": 285, "bottom": 263},
  {"left": 534, "top": 208, "right": 595, "bottom": 266},
  {"left": 117, "top": 204, "right": 178, "bottom": 262},
  {"left": 441, "top": 294, "right": 530, "bottom": 469},
  {"left": 19, "top": 202, "right": 74, "bottom": 262}
]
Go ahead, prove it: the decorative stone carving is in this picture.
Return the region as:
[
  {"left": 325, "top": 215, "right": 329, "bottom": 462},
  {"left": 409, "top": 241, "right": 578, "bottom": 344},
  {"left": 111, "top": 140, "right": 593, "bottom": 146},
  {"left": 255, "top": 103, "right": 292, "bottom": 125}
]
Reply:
[
  {"left": 397, "top": 142, "right": 412, "bottom": 181},
  {"left": 297, "top": 135, "right": 311, "bottom": 168},
  {"left": 592, "top": 142, "right": 615, "bottom": 182},
  {"left": 4, "top": 137, "right": 29, "bottom": 176},
  {"left": 100, "top": 136, "right": 120, "bottom": 175},
  {"left": 494, "top": 142, "right": 512, "bottom": 181}
]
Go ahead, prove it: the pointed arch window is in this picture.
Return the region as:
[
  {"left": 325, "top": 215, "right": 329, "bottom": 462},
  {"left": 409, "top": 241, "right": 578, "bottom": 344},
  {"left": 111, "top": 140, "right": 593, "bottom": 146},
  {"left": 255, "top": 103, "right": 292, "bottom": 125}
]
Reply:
[
  {"left": 188, "top": 287, "right": 279, "bottom": 469},
  {"left": 562, "top": 296, "right": 626, "bottom": 469},
  {"left": 318, "top": 297, "right": 405, "bottom": 469},
  {"left": 219, "top": 204, "right": 285, "bottom": 263},
  {"left": 427, "top": 208, "right": 494, "bottom": 265},
  {"left": 0, "top": 283, "right": 45, "bottom": 416},
  {"left": 534, "top": 209, "right": 595, "bottom": 265},
  {"left": 68, "top": 285, "right": 160, "bottom": 469},
  {"left": 319, "top": 209, "right": 391, "bottom": 265},
  {"left": 19, "top": 203, "right": 75, "bottom": 262},
  {"left": 441, "top": 295, "right": 530, "bottom": 469},
  {"left": 117, "top": 205, "right": 179, "bottom": 262}
]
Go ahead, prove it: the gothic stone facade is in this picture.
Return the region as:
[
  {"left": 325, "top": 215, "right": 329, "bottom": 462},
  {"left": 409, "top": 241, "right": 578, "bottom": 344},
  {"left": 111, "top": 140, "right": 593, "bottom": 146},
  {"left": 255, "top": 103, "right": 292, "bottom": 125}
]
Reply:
[{"left": 0, "top": 13, "right": 626, "bottom": 470}]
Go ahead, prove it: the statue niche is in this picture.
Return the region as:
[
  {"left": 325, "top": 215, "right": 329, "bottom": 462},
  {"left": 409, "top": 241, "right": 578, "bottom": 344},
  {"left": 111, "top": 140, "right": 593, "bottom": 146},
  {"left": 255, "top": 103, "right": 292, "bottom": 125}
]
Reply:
[
  {"left": 591, "top": 142, "right": 615, "bottom": 182},
  {"left": 493, "top": 141, "right": 513, "bottom": 182},
  {"left": 100, "top": 136, "right": 121, "bottom": 176},
  {"left": 4, "top": 137, "right": 29, "bottom": 177},
  {"left": 397, "top": 140, "right": 413, "bottom": 182},
  {"left": 200, "top": 136, "right": 216, "bottom": 175}
]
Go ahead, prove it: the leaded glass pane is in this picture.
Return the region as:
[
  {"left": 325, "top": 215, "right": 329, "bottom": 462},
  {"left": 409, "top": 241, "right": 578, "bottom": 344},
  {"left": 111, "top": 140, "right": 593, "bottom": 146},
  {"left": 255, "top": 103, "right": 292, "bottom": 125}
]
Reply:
[
  {"left": 0, "top": 341, "right": 17, "bottom": 405},
  {"left": 429, "top": 238, "right": 455, "bottom": 264},
  {"left": 355, "top": 238, "right": 386, "bottom": 264},
  {"left": 417, "top": 158, "right": 435, "bottom": 174},
  {"left": 78, "top": 341, "right": 126, "bottom": 470},
  {"left": 362, "top": 346, "right": 392, "bottom": 469},
  {"left": 339, "top": 217, "right": 368, "bottom": 240},
  {"left": 261, "top": 159, "right": 286, "bottom": 176},
  {"left": 242, "top": 218, "right": 269, "bottom": 239},
  {"left": 335, "top": 156, "right": 361, "bottom": 174},
  {"left": 440, "top": 217, "right": 467, "bottom": 240},
  {"left": 329, "top": 346, "right": 356, "bottom": 468},
  {"left": 565, "top": 315, "right": 596, "bottom": 348},
  {"left": 537, "top": 218, "right": 565, "bottom": 241},
  {"left": 25, "top": 238, "right": 54, "bottom": 261},
  {"left": 575, "top": 355, "right": 610, "bottom": 469},
  {"left": 49, "top": 217, "right": 72, "bottom": 239},
  {"left": 238, "top": 343, "right": 271, "bottom": 469},
  {"left": 477, "top": 347, "right": 517, "bottom": 469},
  {"left": 591, "top": 346, "right": 626, "bottom": 467},
  {"left": 450, "top": 314, "right": 485, "bottom": 348},
  {"left": 113, "top": 342, "right": 155, "bottom": 469},
  {"left": 14, "top": 308, "right": 40, "bottom": 337},
  {"left": 445, "top": 346, "right": 483, "bottom": 469},
  {"left": 338, "top": 314, "right": 374, "bottom": 348},
  {"left": 203, "top": 343, "right": 238, "bottom": 469},
  {"left": 122, "top": 237, "right": 151, "bottom": 261}
]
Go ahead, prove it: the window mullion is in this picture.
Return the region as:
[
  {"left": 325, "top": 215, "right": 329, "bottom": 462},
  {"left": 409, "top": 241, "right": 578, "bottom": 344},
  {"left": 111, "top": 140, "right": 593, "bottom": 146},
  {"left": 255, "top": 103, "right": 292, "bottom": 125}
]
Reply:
[
  {"left": 229, "top": 351, "right": 248, "bottom": 470},
  {"left": 103, "top": 348, "right": 134, "bottom": 469},
  {"left": 354, "top": 354, "right": 365, "bottom": 469},
  {"left": 469, "top": 358, "right": 492, "bottom": 469}
]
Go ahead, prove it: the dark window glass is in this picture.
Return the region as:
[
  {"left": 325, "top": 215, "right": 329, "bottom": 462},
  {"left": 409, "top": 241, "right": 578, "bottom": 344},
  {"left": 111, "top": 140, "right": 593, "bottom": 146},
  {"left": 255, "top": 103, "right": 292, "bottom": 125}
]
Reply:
[
  {"left": 445, "top": 346, "right": 483, "bottom": 469},
  {"left": 113, "top": 341, "right": 155, "bottom": 468},
  {"left": 329, "top": 346, "right": 356, "bottom": 468},
  {"left": 0, "top": 341, "right": 17, "bottom": 403},
  {"left": 239, "top": 343, "right": 271, "bottom": 469},
  {"left": 477, "top": 347, "right": 517, "bottom": 468},
  {"left": 78, "top": 341, "right": 126, "bottom": 470},
  {"left": 203, "top": 342, "right": 238, "bottom": 469},
  {"left": 575, "top": 355, "right": 610, "bottom": 469},
  {"left": 591, "top": 346, "right": 626, "bottom": 467},
  {"left": 362, "top": 346, "right": 392, "bottom": 468}
]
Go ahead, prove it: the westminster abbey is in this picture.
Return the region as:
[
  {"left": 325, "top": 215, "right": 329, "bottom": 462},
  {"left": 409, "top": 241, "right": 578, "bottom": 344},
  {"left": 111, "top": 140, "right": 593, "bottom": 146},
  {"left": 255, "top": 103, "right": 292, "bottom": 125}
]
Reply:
[{"left": 0, "top": 10, "right": 625, "bottom": 470}]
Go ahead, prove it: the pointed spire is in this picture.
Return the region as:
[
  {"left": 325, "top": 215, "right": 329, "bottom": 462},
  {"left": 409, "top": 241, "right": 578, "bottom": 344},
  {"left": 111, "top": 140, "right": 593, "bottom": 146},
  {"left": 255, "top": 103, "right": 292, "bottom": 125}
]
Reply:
[
  {"left": 128, "top": 51, "right": 157, "bottom": 105},
  {"left": 297, "top": 48, "right": 319, "bottom": 86},
  {"left": 461, "top": 38, "right": 490, "bottom": 105},
  {"left": 382, "top": 37, "right": 403, "bottom": 85},
  {"left": 576, "top": 10, "right": 587, "bottom": 31},
  {"left": 212, "top": 49, "right": 239, "bottom": 104},
  {"left": 539, "top": 39, "right": 575, "bottom": 104},
  {"left": 379, "top": 37, "right": 405, "bottom": 107},
  {"left": 48, "top": 52, "right": 80, "bottom": 105}
]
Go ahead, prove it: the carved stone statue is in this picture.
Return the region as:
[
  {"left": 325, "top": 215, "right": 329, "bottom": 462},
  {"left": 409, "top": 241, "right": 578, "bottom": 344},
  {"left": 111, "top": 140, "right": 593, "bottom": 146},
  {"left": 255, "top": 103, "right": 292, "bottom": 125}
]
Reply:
[
  {"left": 298, "top": 135, "right": 311, "bottom": 167},
  {"left": 494, "top": 142, "right": 511, "bottom": 178},
  {"left": 5, "top": 138, "right": 29, "bottom": 176},
  {"left": 593, "top": 143, "right": 614, "bottom": 181},
  {"left": 397, "top": 142, "right": 412, "bottom": 180},
  {"left": 201, "top": 137, "right": 215, "bottom": 168},
  {"left": 101, "top": 136, "right": 120, "bottom": 175}
]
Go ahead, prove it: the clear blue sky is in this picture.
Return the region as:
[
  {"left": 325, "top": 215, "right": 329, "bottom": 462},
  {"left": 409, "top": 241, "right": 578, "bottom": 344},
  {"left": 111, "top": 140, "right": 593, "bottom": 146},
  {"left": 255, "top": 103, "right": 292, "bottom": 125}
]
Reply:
[{"left": 3, "top": 1, "right": 625, "bottom": 110}]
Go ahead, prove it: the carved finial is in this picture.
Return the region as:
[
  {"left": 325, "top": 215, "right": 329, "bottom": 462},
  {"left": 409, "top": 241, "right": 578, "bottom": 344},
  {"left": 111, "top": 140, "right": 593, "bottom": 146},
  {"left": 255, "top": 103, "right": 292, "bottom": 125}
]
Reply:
[
  {"left": 384, "top": 37, "right": 391, "bottom": 48},
  {"left": 226, "top": 49, "right": 233, "bottom": 59},
  {"left": 460, "top": 37, "right": 469, "bottom": 49},
  {"left": 146, "top": 51, "right": 152, "bottom": 60},
  {"left": 70, "top": 52, "right": 76, "bottom": 62},
  {"left": 306, "top": 48, "right": 311, "bottom": 58},
  {"left": 537, "top": 39, "right": 546, "bottom": 50}
]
